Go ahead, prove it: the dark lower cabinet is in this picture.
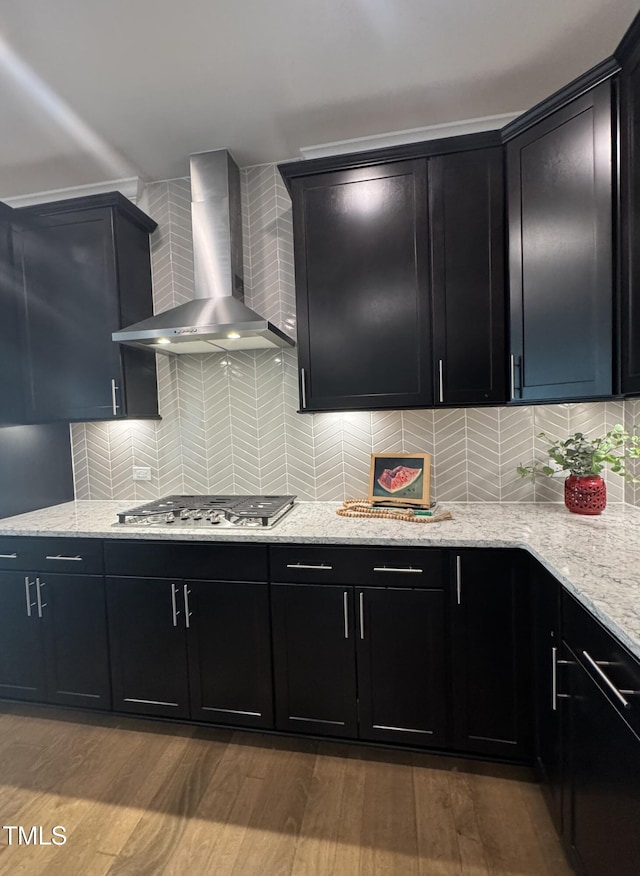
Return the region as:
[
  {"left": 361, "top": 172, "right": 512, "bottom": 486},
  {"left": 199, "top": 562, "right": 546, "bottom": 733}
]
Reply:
[
  {"left": 271, "top": 583, "right": 358, "bottom": 737},
  {"left": 356, "top": 586, "right": 447, "bottom": 746},
  {"left": 271, "top": 581, "right": 448, "bottom": 746},
  {"left": 40, "top": 573, "right": 110, "bottom": 708},
  {"left": 565, "top": 649, "right": 640, "bottom": 876},
  {"left": 106, "top": 576, "right": 190, "bottom": 719},
  {"left": 450, "top": 551, "right": 532, "bottom": 759},
  {"left": 0, "top": 571, "right": 109, "bottom": 707},
  {"left": 187, "top": 580, "right": 273, "bottom": 728},
  {"left": 0, "top": 571, "right": 46, "bottom": 701},
  {"left": 106, "top": 576, "right": 273, "bottom": 728},
  {"left": 532, "top": 562, "right": 563, "bottom": 831}
]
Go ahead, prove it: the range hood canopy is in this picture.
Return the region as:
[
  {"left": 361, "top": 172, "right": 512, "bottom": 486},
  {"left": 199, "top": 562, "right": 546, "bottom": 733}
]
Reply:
[{"left": 113, "top": 149, "right": 295, "bottom": 354}]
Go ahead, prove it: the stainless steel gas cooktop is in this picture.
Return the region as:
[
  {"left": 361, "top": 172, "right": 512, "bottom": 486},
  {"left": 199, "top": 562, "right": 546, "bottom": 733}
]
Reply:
[{"left": 115, "top": 495, "right": 296, "bottom": 528}]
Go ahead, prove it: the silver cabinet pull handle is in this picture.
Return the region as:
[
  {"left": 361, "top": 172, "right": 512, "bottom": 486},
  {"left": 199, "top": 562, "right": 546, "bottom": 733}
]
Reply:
[
  {"left": 582, "top": 650, "right": 631, "bottom": 709},
  {"left": 0, "top": 553, "right": 17, "bottom": 559},
  {"left": 359, "top": 591, "right": 365, "bottom": 640},
  {"left": 24, "top": 577, "right": 33, "bottom": 618},
  {"left": 510, "top": 354, "right": 516, "bottom": 399},
  {"left": 45, "top": 555, "right": 83, "bottom": 562},
  {"left": 183, "top": 585, "right": 192, "bottom": 629},
  {"left": 35, "top": 578, "right": 46, "bottom": 618},
  {"left": 300, "top": 368, "right": 307, "bottom": 409},
  {"left": 111, "top": 378, "right": 120, "bottom": 415},
  {"left": 552, "top": 646, "right": 558, "bottom": 711},
  {"left": 456, "top": 555, "right": 462, "bottom": 605},
  {"left": 343, "top": 591, "right": 349, "bottom": 639},
  {"left": 438, "top": 359, "right": 444, "bottom": 404},
  {"left": 286, "top": 563, "right": 333, "bottom": 571},
  {"left": 170, "top": 583, "right": 179, "bottom": 627},
  {"left": 373, "top": 566, "right": 423, "bottom": 574}
]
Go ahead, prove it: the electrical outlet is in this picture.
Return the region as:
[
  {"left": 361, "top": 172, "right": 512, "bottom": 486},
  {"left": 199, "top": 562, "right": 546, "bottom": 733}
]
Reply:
[
  {"left": 548, "top": 458, "right": 565, "bottom": 478},
  {"left": 133, "top": 467, "right": 152, "bottom": 481}
]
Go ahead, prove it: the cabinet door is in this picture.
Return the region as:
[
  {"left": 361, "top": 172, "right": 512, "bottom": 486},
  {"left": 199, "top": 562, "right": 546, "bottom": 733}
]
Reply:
[
  {"left": 40, "top": 573, "right": 111, "bottom": 708},
  {"left": 0, "top": 572, "right": 46, "bottom": 701},
  {"left": 567, "top": 653, "right": 640, "bottom": 876},
  {"left": 14, "top": 208, "right": 124, "bottom": 421},
  {"left": 187, "top": 580, "right": 273, "bottom": 729},
  {"left": 106, "top": 577, "right": 190, "bottom": 719},
  {"left": 532, "top": 562, "right": 563, "bottom": 830},
  {"left": 356, "top": 586, "right": 447, "bottom": 746},
  {"left": 620, "top": 36, "right": 640, "bottom": 394},
  {"left": 0, "top": 202, "right": 27, "bottom": 425},
  {"left": 291, "top": 161, "right": 432, "bottom": 411},
  {"left": 451, "top": 551, "right": 532, "bottom": 758},
  {"left": 271, "top": 583, "right": 358, "bottom": 737},
  {"left": 507, "top": 82, "right": 613, "bottom": 401},
  {"left": 430, "top": 147, "right": 506, "bottom": 405}
]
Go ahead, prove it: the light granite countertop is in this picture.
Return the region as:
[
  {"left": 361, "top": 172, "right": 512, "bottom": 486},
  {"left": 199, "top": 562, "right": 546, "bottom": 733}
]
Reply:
[{"left": 1, "top": 499, "right": 639, "bottom": 661}]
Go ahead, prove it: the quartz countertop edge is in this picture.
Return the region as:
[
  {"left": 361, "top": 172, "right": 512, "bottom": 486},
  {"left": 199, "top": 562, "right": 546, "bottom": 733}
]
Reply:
[{"left": 1, "top": 500, "right": 639, "bottom": 662}]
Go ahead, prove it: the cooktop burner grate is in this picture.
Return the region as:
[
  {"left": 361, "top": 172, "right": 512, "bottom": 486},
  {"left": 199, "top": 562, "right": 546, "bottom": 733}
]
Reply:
[{"left": 115, "top": 495, "right": 296, "bottom": 527}]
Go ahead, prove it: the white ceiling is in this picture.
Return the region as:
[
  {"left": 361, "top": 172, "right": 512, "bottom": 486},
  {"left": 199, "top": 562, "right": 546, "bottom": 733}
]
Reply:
[{"left": 0, "top": 0, "right": 637, "bottom": 198}]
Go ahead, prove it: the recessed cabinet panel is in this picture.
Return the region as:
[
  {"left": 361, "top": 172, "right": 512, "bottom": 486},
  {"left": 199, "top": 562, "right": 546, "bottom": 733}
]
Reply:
[
  {"left": 106, "top": 576, "right": 190, "bottom": 719},
  {"left": 430, "top": 147, "right": 506, "bottom": 404},
  {"left": 0, "top": 201, "right": 26, "bottom": 426},
  {"left": 508, "top": 82, "right": 613, "bottom": 401},
  {"left": 451, "top": 551, "right": 532, "bottom": 758},
  {"left": 356, "top": 586, "right": 447, "bottom": 746},
  {"left": 271, "top": 583, "right": 358, "bottom": 737},
  {"left": 41, "top": 573, "right": 111, "bottom": 707},
  {"left": 187, "top": 580, "right": 273, "bottom": 728},
  {"left": 0, "top": 571, "right": 46, "bottom": 701},
  {"left": 292, "top": 161, "right": 431, "bottom": 411}
]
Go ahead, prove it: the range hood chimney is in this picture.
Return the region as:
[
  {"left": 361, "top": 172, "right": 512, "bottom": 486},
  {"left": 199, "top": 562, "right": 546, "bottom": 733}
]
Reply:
[{"left": 112, "top": 149, "right": 295, "bottom": 354}]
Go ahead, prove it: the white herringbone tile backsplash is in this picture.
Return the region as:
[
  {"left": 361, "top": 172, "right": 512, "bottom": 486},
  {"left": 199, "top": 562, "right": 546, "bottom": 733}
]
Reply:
[{"left": 71, "top": 166, "right": 640, "bottom": 506}]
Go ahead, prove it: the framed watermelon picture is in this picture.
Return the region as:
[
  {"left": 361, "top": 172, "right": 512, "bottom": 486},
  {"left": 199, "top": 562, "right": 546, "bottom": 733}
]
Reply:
[{"left": 368, "top": 453, "right": 431, "bottom": 507}]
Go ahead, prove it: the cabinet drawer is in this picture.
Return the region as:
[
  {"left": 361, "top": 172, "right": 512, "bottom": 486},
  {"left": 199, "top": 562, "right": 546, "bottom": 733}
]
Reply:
[
  {"left": 0, "top": 537, "right": 103, "bottom": 574},
  {"left": 104, "top": 540, "right": 268, "bottom": 581},
  {"left": 269, "top": 546, "right": 445, "bottom": 587},
  {"left": 563, "top": 591, "right": 640, "bottom": 736}
]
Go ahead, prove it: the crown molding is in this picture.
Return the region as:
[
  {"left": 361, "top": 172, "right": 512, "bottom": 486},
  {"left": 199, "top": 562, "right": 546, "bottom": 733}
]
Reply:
[{"left": 2, "top": 176, "right": 143, "bottom": 208}]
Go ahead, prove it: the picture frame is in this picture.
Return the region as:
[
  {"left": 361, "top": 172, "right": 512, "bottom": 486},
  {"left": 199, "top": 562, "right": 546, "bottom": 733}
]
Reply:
[{"left": 368, "top": 452, "right": 431, "bottom": 506}]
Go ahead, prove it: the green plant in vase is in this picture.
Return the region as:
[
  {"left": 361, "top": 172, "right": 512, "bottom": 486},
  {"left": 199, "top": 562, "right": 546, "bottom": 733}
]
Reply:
[{"left": 517, "top": 424, "right": 640, "bottom": 515}]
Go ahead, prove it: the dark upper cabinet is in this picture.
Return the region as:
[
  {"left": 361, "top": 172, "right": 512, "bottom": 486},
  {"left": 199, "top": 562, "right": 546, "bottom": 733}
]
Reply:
[
  {"left": 13, "top": 193, "right": 159, "bottom": 423},
  {"left": 281, "top": 135, "right": 506, "bottom": 413},
  {"left": 430, "top": 147, "right": 507, "bottom": 405},
  {"left": 450, "top": 550, "right": 532, "bottom": 759},
  {"left": 0, "top": 201, "right": 27, "bottom": 426},
  {"left": 288, "top": 160, "right": 432, "bottom": 412},
  {"left": 506, "top": 81, "right": 614, "bottom": 402},
  {"left": 617, "top": 18, "right": 640, "bottom": 395}
]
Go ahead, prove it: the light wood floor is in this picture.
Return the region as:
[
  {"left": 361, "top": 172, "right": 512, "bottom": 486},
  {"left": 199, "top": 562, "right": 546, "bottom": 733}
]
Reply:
[{"left": 0, "top": 704, "right": 573, "bottom": 876}]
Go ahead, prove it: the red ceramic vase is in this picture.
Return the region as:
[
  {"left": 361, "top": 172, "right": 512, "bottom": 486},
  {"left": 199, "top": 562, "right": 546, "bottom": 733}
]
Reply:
[{"left": 564, "top": 475, "right": 607, "bottom": 515}]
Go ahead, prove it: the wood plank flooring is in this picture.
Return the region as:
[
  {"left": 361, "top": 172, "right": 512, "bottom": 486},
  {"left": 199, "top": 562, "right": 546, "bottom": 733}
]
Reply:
[{"left": 0, "top": 704, "right": 573, "bottom": 875}]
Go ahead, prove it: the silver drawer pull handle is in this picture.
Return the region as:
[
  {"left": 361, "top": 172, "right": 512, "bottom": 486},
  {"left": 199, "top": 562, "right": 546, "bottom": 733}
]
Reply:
[
  {"left": 183, "top": 585, "right": 192, "bottom": 629},
  {"left": 45, "top": 555, "right": 83, "bottom": 561},
  {"left": 373, "top": 566, "right": 423, "bottom": 574},
  {"left": 111, "top": 378, "right": 120, "bottom": 415},
  {"left": 359, "top": 591, "right": 365, "bottom": 640},
  {"left": 35, "top": 578, "right": 46, "bottom": 618},
  {"left": 582, "top": 650, "right": 631, "bottom": 709},
  {"left": 0, "top": 553, "right": 17, "bottom": 559},
  {"left": 170, "top": 583, "right": 179, "bottom": 627},
  {"left": 24, "top": 577, "right": 32, "bottom": 617},
  {"left": 286, "top": 563, "right": 333, "bottom": 570},
  {"left": 343, "top": 591, "right": 349, "bottom": 639}
]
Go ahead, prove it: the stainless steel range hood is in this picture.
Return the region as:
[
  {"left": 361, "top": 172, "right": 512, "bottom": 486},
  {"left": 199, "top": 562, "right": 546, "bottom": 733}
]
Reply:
[{"left": 113, "top": 150, "right": 295, "bottom": 354}]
